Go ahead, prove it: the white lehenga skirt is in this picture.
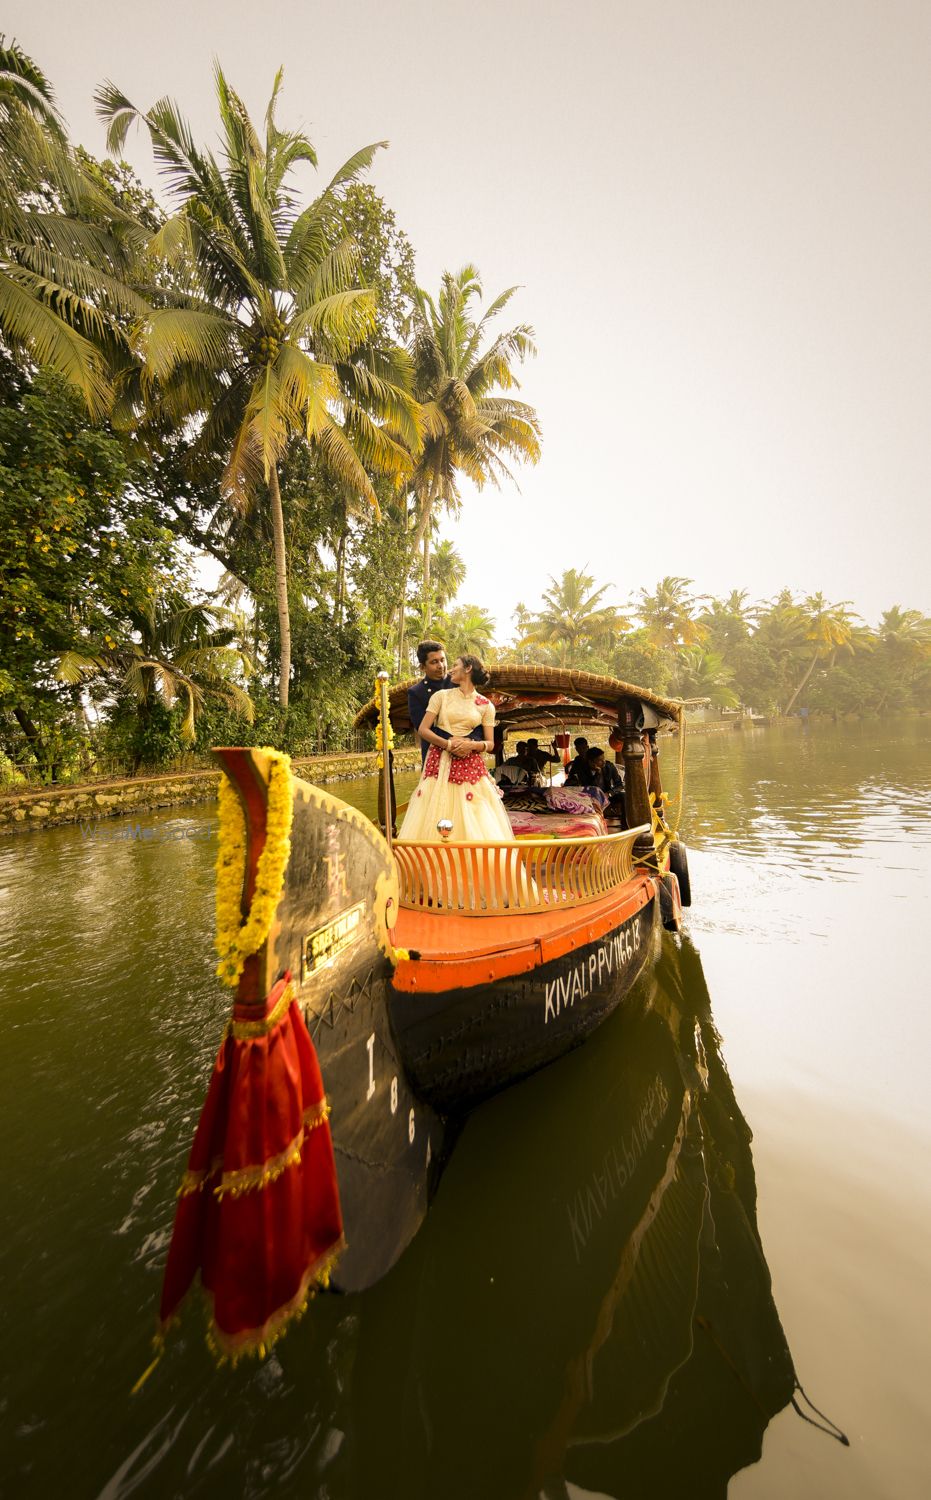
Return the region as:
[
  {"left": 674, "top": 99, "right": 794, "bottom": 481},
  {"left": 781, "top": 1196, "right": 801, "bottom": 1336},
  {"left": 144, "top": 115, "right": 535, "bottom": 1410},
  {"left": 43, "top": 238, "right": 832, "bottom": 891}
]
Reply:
[
  {"left": 397, "top": 748, "right": 514, "bottom": 844},
  {"left": 397, "top": 748, "right": 536, "bottom": 910}
]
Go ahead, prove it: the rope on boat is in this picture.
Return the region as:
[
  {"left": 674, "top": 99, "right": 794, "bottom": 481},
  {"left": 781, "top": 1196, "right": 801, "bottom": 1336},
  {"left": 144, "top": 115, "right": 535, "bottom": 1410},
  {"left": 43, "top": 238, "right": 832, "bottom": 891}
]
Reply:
[{"left": 668, "top": 708, "right": 686, "bottom": 839}]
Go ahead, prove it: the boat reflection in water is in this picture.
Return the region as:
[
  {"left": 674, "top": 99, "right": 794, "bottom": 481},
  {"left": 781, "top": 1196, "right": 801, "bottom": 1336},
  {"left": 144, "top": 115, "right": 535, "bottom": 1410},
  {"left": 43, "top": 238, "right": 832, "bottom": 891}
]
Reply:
[{"left": 334, "top": 933, "right": 796, "bottom": 1500}]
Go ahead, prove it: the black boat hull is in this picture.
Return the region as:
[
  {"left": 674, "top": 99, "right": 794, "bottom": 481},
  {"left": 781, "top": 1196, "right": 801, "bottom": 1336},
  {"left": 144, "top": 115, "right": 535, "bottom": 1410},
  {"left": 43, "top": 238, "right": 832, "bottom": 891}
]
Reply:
[{"left": 388, "top": 896, "right": 660, "bottom": 1113}]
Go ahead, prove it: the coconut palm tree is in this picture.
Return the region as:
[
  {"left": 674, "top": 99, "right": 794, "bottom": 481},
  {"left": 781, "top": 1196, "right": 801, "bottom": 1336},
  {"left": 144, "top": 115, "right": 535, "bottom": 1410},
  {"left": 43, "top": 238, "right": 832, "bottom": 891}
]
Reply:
[
  {"left": 698, "top": 590, "right": 758, "bottom": 651},
  {"left": 0, "top": 38, "right": 145, "bottom": 414},
  {"left": 635, "top": 577, "right": 705, "bottom": 651},
  {"left": 429, "top": 539, "right": 467, "bottom": 614},
  {"left": 443, "top": 604, "right": 496, "bottom": 659},
  {"left": 407, "top": 265, "right": 541, "bottom": 624},
  {"left": 878, "top": 606, "right": 931, "bottom": 656},
  {"left": 97, "top": 65, "right": 418, "bottom": 708},
  {"left": 782, "top": 593, "right": 860, "bottom": 715},
  {"left": 672, "top": 646, "right": 739, "bottom": 708},
  {"left": 57, "top": 593, "right": 253, "bottom": 756},
  {"left": 526, "top": 568, "right": 624, "bottom": 668}
]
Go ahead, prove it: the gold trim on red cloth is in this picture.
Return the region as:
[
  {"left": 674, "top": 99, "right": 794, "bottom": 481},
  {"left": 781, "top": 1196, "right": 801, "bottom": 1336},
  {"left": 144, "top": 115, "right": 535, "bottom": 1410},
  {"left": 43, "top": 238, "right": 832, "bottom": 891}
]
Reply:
[
  {"left": 229, "top": 980, "right": 295, "bottom": 1039},
  {"left": 203, "top": 1235, "right": 347, "bottom": 1363},
  {"left": 153, "top": 967, "right": 344, "bottom": 1374},
  {"left": 177, "top": 1099, "right": 332, "bottom": 1199}
]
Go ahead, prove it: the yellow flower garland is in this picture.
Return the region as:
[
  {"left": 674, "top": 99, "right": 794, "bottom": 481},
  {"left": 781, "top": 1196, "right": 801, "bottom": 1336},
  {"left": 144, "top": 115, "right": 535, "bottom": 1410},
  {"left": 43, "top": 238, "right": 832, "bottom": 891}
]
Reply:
[
  {"left": 374, "top": 675, "right": 394, "bottom": 770},
  {"left": 215, "top": 749, "right": 294, "bottom": 987}
]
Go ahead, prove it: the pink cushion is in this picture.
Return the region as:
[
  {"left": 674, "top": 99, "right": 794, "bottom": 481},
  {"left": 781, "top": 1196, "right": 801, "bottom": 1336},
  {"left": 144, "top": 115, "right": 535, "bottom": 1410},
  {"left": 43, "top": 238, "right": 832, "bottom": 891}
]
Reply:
[{"left": 507, "top": 810, "right": 606, "bottom": 839}]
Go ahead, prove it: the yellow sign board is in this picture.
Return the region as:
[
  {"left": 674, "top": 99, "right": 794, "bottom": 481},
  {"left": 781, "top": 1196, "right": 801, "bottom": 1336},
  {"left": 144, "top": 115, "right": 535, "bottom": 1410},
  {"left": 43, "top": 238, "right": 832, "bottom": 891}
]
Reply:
[{"left": 303, "top": 901, "right": 365, "bottom": 979}]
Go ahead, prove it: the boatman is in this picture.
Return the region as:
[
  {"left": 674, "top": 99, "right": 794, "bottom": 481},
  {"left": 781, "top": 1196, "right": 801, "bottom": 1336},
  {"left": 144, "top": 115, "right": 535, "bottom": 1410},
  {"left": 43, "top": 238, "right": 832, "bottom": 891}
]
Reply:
[{"left": 408, "top": 641, "right": 485, "bottom": 764}]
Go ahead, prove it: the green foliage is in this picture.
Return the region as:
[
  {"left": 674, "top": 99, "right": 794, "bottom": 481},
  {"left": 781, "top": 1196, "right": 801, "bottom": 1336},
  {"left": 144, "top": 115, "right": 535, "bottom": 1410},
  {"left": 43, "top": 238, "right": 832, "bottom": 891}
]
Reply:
[
  {"left": 1, "top": 39, "right": 146, "bottom": 415},
  {"left": 338, "top": 183, "right": 417, "bottom": 342},
  {"left": 0, "top": 371, "right": 176, "bottom": 740},
  {"left": 609, "top": 630, "right": 673, "bottom": 695}
]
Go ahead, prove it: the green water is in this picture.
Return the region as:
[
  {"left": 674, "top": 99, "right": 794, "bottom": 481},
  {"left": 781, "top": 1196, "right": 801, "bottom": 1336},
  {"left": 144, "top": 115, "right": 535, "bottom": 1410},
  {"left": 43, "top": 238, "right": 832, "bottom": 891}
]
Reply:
[{"left": 2, "top": 724, "right": 929, "bottom": 1498}]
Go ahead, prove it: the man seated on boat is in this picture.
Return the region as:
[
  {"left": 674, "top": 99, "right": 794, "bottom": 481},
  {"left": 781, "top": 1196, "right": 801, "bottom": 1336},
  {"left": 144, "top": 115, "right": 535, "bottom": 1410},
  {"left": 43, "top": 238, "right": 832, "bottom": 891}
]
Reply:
[
  {"left": 565, "top": 736, "right": 589, "bottom": 781},
  {"left": 408, "top": 640, "right": 485, "bottom": 765},
  {"left": 526, "top": 738, "right": 561, "bottom": 779},
  {"left": 495, "top": 741, "right": 532, "bottom": 786},
  {"left": 566, "top": 745, "right": 623, "bottom": 796}
]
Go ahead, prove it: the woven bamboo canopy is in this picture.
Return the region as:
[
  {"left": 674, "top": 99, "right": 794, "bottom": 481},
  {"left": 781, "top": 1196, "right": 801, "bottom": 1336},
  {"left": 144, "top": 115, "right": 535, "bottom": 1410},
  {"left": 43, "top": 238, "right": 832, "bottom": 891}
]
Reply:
[{"left": 354, "top": 665, "right": 683, "bottom": 735}]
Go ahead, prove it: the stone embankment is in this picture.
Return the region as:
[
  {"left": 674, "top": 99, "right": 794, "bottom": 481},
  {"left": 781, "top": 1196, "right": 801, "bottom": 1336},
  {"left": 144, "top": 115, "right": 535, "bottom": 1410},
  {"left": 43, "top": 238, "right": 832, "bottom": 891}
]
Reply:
[{"left": 0, "top": 748, "right": 423, "bottom": 835}]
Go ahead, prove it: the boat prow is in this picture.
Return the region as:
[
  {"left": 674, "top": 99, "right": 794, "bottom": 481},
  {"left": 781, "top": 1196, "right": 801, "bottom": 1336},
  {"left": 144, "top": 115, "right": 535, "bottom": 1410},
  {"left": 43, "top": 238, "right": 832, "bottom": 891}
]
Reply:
[{"left": 214, "top": 747, "right": 447, "bottom": 1293}]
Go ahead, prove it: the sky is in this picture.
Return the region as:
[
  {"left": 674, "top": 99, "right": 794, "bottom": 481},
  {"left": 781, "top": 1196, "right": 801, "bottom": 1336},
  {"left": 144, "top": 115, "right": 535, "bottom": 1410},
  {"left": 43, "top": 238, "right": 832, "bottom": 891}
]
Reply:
[{"left": 11, "top": 0, "right": 931, "bottom": 635}]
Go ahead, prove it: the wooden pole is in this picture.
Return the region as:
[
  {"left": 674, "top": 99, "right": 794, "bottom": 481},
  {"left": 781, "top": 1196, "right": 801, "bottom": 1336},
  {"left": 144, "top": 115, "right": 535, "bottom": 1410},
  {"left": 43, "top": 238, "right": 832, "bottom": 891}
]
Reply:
[
  {"left": 647, "top": 729, "right": 664, "bottom": 812},
  {"left": 376, "top": 672, "right": 394, "bottom": 847},
  {"left": 619, "top": 698, "right": 654, "bottom": 857}
]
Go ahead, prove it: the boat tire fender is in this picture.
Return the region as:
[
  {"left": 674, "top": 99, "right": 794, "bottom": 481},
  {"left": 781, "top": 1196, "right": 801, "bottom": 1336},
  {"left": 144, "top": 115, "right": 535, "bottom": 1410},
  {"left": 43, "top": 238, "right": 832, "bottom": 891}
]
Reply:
[{"left": 668, "top": 839, "right": 692, "bottom": 907}]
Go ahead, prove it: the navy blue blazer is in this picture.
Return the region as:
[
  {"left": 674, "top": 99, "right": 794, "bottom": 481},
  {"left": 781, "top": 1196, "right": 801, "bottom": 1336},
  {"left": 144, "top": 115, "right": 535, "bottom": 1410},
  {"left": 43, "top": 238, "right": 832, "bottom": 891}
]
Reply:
[{"left": 408, "top": 677, "right": 486, "bottom": 763}]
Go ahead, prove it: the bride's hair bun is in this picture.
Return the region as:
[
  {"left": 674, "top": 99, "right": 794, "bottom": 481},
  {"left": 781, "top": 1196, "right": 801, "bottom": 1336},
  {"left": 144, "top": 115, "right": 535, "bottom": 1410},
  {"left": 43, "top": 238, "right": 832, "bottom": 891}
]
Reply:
[{"left": 460, "top": 653, "right": 490, "bottom": 687}]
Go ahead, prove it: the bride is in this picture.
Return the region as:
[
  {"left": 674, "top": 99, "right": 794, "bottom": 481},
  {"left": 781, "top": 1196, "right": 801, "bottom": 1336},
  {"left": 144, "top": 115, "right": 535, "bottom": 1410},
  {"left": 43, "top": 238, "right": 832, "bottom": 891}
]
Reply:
[{"left": 397, "top": 654, "right": 515, "bottom": 844}]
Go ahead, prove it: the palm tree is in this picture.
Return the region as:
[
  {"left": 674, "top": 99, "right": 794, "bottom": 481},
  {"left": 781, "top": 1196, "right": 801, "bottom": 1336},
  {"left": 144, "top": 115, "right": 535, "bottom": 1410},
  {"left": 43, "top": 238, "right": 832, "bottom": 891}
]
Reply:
[
  {"left": 878, "top": 606, "right": 931, "bottom": 656},
  {"left": 672, "top": 647, "right": 739, "bottom": 709},
  {"left": 444, "top": 604, "right": 496, "bottom": 659},
  {"left": 407, "top": 266, "right": 541, "bottom": 625},
  {"left": 430, "top": 539, "right": 467, "bottom": 614},
  {"left": 635, "top": 577, "right": 705, "bottom": 650},
  {"left": 526, "top": 568, "right": 623, "bottom": 668},
  {"left": 57, "top": 593, "right": 253, "bottom": 757},
  {"left": 97, "top": 65, "right": 418, "bottom": 708},
  {"left": 782, "top": 593, "right": 859, "bottom": 715},
  {"left": 0, "top": 38, "right": 145, "bottom": 414},
  {"left": 698, "top": 590, "right": 757, "bottom": 651}
]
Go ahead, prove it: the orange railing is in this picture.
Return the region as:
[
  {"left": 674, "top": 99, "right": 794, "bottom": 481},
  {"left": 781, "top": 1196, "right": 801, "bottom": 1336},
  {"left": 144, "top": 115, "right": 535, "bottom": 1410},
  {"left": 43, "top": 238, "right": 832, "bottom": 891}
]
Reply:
[{"left": 392, "top": 826, "right": 650, "bottom": 915}]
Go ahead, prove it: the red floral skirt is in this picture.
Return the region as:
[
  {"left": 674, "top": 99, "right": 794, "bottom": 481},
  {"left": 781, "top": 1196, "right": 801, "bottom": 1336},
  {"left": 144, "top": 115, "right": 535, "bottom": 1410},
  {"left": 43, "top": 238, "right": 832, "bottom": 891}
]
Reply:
[{"left": 423, "top": 747, "right": 488, "bottom": 784}]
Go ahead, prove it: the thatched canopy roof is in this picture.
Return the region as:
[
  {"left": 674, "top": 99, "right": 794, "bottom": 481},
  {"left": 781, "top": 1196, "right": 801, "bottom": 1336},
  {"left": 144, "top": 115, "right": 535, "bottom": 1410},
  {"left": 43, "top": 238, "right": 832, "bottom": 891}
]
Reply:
[{"left": 354, "top": 665, "right": 682, "bottom": 735}]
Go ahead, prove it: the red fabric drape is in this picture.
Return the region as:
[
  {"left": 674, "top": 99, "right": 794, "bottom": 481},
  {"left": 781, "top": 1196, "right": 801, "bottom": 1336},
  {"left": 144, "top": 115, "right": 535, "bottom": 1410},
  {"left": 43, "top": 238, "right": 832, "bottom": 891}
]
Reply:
[{"left": 159, "top": 973, "right": 343, "bottom": 1358}]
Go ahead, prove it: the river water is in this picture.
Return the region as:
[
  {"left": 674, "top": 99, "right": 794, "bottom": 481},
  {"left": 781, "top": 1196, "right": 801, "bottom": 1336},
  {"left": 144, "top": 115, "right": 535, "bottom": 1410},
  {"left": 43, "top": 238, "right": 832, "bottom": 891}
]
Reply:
[{"left": 2, "top": 722, "right": 929, "bottom": 1498}]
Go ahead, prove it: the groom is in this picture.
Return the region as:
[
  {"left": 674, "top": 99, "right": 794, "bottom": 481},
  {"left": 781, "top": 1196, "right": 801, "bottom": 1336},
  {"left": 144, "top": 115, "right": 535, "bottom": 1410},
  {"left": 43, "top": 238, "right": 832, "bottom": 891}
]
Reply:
[{"left": 408, "top": 640, "right": 486, "bottom": 764}]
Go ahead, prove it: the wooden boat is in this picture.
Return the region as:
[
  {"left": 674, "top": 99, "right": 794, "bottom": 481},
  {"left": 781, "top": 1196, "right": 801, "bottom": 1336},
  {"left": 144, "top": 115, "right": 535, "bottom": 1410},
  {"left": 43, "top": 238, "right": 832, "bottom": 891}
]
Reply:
[{"left": 212, "top": 667, "right": 692, "bottom": 1293}]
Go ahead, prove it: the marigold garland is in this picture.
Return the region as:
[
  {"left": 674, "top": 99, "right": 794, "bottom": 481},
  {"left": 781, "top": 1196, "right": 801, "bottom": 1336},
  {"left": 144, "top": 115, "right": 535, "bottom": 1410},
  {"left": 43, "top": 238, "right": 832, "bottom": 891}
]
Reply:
[
  {"left": 374, "top": 675, "right": 394, "bottom": 770},
  {"left": 215, "top": 749, "right": 293, "bottom": 987}
]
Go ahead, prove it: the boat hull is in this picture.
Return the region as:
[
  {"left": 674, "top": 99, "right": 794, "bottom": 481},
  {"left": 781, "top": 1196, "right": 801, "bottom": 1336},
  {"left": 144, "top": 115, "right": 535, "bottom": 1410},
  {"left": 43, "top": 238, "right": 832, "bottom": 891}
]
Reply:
[{"left": 388, "top": 891, "right": 660, "bottom": 1113}]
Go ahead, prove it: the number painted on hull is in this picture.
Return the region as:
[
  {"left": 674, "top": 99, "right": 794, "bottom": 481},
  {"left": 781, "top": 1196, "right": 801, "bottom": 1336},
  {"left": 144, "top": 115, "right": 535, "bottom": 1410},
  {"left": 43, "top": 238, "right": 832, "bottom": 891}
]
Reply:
[
  {"left": 390, "top": 1075, "right": 398, "bottom": 1114},
  {"left": 543, "top": 916, "right": 643, "bottom": 1024},
  {"left": 366, "top": 1032, "right": 376, "bottom": 1099},
  {"left": 408, "top": 1107, "right": 416, "bottom": 1144}
]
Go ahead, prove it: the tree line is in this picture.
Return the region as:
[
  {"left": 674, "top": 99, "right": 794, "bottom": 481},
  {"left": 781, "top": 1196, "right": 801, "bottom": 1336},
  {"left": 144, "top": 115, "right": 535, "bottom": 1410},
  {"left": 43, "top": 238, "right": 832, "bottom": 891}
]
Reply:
[
  {"left": 0, "top": 40, "right": 539, "bottom": 781},
  {"left": 503, "top": 571, "right": 931, "bottom": 719},
  {"left": 1, "top": 42, "right": 927, "bottom": 787}
]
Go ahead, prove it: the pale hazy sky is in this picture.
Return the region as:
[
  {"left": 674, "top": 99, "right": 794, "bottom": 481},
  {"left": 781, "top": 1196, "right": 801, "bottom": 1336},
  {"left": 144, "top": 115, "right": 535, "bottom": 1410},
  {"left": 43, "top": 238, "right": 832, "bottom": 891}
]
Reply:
[{"left": 13, "top": 0, "right": 931, "bottom": 632}]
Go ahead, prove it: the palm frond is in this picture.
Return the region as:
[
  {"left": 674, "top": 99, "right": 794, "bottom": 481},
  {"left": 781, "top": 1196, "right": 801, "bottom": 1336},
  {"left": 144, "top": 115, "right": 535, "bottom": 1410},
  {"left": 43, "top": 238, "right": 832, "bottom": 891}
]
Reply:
[
  {"left": 274, "top": 342, "right": 339, "bottom": 433},
  {"left": 55, "top": 650, "right": 106, "bottom": 684},
  {"left": 0, "top": 267, "right": 111, "bottom": 416},
  {"left": 322, "top": 141, "right": 387, "bottom": 196},
  {"left": 316, "top": 417, "right": 380, "bottom": 515},
  {"left": 291, "top": 288, "right": 377, "bottom": 358},
  {"left": 344, "top": 404, "right": 413, "bottom": 482},
  {"left": 11, "top": 241, "right": 150, "bottom": 320},
  {"left": 0, "top": 35, "right": 65, "bottom": 137},
  {"left": 244, "top": 363, "right": 288, "bottom": 480},
  {"left": 142, "top": 306, "right": 238, "bottom": 381}
]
